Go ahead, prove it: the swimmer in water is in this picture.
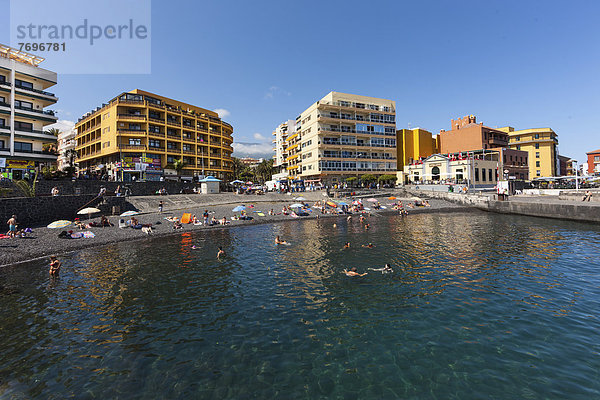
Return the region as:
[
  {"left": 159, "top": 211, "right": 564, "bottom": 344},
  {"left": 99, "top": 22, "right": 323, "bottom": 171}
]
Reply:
[
  {"left": 368, "top": 264, "right": 393, "bottom": 274},
  {"left": 364, "top": 223, "right": 370, "bottom": 230},
  {"left": 191, "top": 245, "right": 198, "bottom": 249},
  {"left": 362, "top": 243, "right": 374, "bottom": 248},
  {"left": 342, "top": 242, "right": 351, "bottom": 250},
  {"left": 343, "top": 267, "right": 367, "bottom": 277},
  {"left": 217, "top": 247, "right": 226, "bottom": 259},
  {"left": 49, "top": 256, "right": 61, "bottom": 276},
  {"left": 275, "top": 235, "right": 288, "bottom": 245}
]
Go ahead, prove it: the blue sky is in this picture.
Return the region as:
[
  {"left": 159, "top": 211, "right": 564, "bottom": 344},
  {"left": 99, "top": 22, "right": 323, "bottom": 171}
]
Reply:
[{"left": 1, "top": 0, "right": 598, "bottom": 162}]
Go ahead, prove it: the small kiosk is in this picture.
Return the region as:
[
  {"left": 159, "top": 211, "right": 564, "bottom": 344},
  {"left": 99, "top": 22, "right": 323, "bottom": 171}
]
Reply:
[{"left": 198, "top": 176, "right": 221, "bottom": 194}]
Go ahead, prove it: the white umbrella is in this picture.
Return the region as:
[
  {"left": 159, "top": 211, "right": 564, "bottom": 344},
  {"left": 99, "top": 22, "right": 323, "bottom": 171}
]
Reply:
[
  {"left": 294, "top": 196, "right": 306, "bottom": 201},
  {"left": 77, "top": 207, "right": 101, "bottom": 220},
  {"left": 120, "top": 211, "right": 139, "bottom": 217},
  {"left": 289, "top": 203, "right": 305, "bottom": 208},
  {"left": 47, "top": 220, "right": 71, "bottom": 229}
]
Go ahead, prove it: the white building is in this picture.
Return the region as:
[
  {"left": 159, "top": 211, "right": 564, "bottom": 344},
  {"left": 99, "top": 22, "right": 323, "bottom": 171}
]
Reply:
[
  {"left": 272, "top": 119, "right": 296, "bottom": 180},
  {"left": 0, "top": 44, "right": 58, "bottom": 179},
  {"left": 57, "top": 127, "right": 77, "bottom": 171}
]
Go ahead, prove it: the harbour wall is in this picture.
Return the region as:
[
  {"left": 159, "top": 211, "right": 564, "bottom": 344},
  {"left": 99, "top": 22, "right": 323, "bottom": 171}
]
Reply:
[{"left": 409, "top": 191, "right": 600, "bottom": 224}]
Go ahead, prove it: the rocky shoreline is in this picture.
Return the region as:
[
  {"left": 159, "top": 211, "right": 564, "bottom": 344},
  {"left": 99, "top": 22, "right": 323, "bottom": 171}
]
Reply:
[{"left": 0, "top": 195, "right": 469, "bottom": 267}]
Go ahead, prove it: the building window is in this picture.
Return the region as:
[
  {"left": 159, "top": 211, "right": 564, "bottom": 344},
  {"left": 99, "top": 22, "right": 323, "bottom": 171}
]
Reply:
[
  {"left": 149, "top": 139, "right": 161, "bottom": 148},
  {"left": 129, "top": 138, "right": 141, "bottom": 146},
  {"left": 14, "top": 141, "right": 33, "bottom": 152},
  {"left": 535, "top": 133, "right": 540, "bottom": 139},
  {"left": 15, "top": 121, "right": 33, "bottom": 132},
  {"left": 595, "top": 156, "right": 600, "bottom": 162},
  {"left": 489, "top": 169, "right": 493, "bottom": 181},
  {"left": 516, "top": 145, "right": 520, "bottom": 150},
  {"left": 536, "top": 152, "right": 540, "bottom": 158},
  {"left": 535, "top": 143, "right": 540, "bottom": 149},
  {"left": 536, "top": 161, "right": 540, "bottom": 167},
  {"left": 481, "top": 168, "right": 486, "bottom": 181},
  {"left": 515, "top": 137, "right": 520, "bottom": 141},
  {"left": 0, "top": 75, "right": 5, "bottom": 83},
  {"left": 536, "top": 170, "right": 541, "bottom": 176},
  {"left": 0, "top": 139, "right": 5, "bottom": 149},
  {"left": 14, "top": 100, "right": 33, "bottom": 109},
  {"left": 15, "top": 79, "right": 33, "bottom": 90},
  {"left": 0, "top": 118, "right": 5, "bottom": 127},
  {"left": 475, "top": 168, "right": 479, "bottom": 182}
]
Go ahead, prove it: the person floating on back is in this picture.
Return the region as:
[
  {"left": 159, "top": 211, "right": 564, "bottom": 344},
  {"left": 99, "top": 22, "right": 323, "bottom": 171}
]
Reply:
[
  {"left": 368, "top": 264, "right": 393, "bottom": 274},
  {"left": 275, "top": 235, "right": 289, "bottom": 245},
  {"left": 344, "top": 267, "right": 367, "bottom": 277}
]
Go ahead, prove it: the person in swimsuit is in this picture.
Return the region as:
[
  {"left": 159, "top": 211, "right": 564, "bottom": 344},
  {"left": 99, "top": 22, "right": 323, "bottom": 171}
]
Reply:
[
  {"left": 7, "top": 215, "right": 17, "bottom": 238},
  {"left": 362, "top": 243, "right": 374, "bottom": 248},
  {"left": 343, "top": 242, "right": 351, "bottom": 249},
  {"left": 368, "top": 264, "right": 393, "bottom": 274},
  {"left": 344, "top": 267, "right": 367, "bottom": 277},
  {"left": 275, "top": 235, "right": 288, "bottom": 245},
  {"left": 49, "top": 256, "right": 61, "bottom": 276},
  {"left": 217, "top": 247, "right": 226, "bottom": 259}
]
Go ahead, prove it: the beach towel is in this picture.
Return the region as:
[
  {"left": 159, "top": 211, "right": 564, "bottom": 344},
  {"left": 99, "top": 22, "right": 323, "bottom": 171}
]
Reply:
[
  {"left": 82, "top": 231, "right": 96, "bottom": 238},
  {"left": 181, "top": 213, "right": 191, "bottom": 224},
  {"left": 257, "top": 212, "right": 265, "bottom": 217},
  {"left": 0, "top": 234, "right": 10, "bottom": 239}
]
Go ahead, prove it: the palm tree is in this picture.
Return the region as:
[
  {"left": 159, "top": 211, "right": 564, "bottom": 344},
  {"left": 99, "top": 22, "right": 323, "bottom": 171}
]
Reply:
[
  {"left": 64, "top": 148, "right": 78, "bottom": 168},
  {"left": 255, "top": 159, "right": 275, "bottom": 183},
  {"left": 46, "top": 127, "right": 61, "bottom": 137},
  {"left": 173, "top": 158, "right": 184, "bottom": 177},
  {"left": 231, "top": 157, "right": 246, "bottom": 180}
]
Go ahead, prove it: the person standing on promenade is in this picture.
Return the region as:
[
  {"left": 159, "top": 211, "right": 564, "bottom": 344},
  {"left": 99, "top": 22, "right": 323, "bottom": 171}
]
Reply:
[
  {"left": 203, "top": 209, "right": 209, "bottom": 225},
  {"left": 159, "top": 200, "right": 164, "bottom": 213},
  {"left": 49, "top": 256, "right": 61, "bottom": 276},
  {"left": 582, "top": 190, "right": 592, "bottom": 201},
  {"left": 6, "top": 215, "right": 17, "bottom": 238}
]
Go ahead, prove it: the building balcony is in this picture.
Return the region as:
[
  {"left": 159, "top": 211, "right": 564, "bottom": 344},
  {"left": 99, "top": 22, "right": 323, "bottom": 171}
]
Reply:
[
  {"left": 117, "top": 99, "right": 145, "bottom": 106},
  {"left": 14, "top": 105, "right": 58, "bottom": 119},
  {"left": 118, "top": 144, "right": 147, "bottom": 151},
  {"left": 319, "top": 127, "right": 396, "bottom": 137},
  {"left": 118, "top": 114, "right": 146, "bottom": 121},
  {"left": 167, "top": 120, "right": 181, "bottom": 127},
  {"left": 182, "top": 149, "right": 196, "bottom": 155},
  {"left": 117, "top": 129, "right": 146, "bottom": 135},
  {"left": 14, "top": 84, "right": 58, "bottom": 100},
  {"left": 148, "top": 146, "right": 165, "bottom": 152},
  {"left": 166, "top": 133, "right": 181, "bottom": 140},
  {"left": 182, "top": 136, "right": 195, "bottom": 142},
  {"left": 14, "top": 128, "right": 58, "bottom": 141},
  {"left": 149, "top": 116, "right": 165, "bottom": 124},
  {"left": 148, "top": 131, "right": 165, "bottom": 138}
]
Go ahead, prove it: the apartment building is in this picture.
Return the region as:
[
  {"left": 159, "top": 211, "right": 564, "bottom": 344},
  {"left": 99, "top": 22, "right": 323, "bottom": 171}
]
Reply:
[
  {"left": 438, "top": 115, "right": 509, "bottom": 154},
  {"left": 57, "top": 127, "right": 77, "bottom": 171},
  {"left": 272, "top": 119, "right": 296, "bottom": 179},
  {"left": 586, "top": 149, "right": 600, "bottom": 175},
  {"left": 499, "top": 126, "right": 558, "bottom": 177},
  {"left": 286, "top": 92, "right": 396, "bottom": 186},
  {"left": 0, "top": 44, "right": 58, "bottom": 179},
  {"left": 75, "top": 90, "right": 234, "bottom": 181}
]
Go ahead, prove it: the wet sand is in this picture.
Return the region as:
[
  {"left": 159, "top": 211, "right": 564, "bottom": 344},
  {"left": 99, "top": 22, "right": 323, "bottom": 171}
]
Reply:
[{"left": 0, "top": 196, "right": 468, "bottom": 267}]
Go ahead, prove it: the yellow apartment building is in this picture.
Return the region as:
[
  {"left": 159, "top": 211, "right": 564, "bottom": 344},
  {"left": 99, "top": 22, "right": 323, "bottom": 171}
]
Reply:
[
  {"left": 75, "top": 90, "right": 234, "bottom": 181},
  {"left": 0, "top": 44, "right": 58, "bottom": 180},
  {"left": 499, "top": 126, "right": 558, "bottom": 177},
  {"left": 396, "top": 128, "right": 437, "bottom": 167}
]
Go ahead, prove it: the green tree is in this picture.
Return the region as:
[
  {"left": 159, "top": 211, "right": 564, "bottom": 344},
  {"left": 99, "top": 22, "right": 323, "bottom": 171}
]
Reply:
[
  {"left": 14, "top": 172, "right": 39, "bottom": 197},
  {"left": 64, "top": 148, "right": 78, "bottom": 168},
  {"left": 255, "top": 159, "right": 275, "bottom": 183},
  {"left": 231, "top": 157, "right": 246, "bottom": 180},
  {"left": 345, "top": 176, "right": 358, "bottom": 187},
  {"left": 378, "top": 174, "right": 398, "bottom": 182},
  {"left": 173, "top": 159, "right": 185, "bottom": 176},
  {"left": 360, "top": 174, "right": 377, "bottom": 183}
]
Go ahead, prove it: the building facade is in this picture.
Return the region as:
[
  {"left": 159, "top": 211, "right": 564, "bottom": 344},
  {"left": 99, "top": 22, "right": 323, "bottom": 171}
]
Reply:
[
  {"left": 75, "top": 90, "right": 234, "bottom": 181},
  {"left": 0, "top": 44, "right": 58, "bottom": 179},
  {"left": 286, "top": 92, "right": 396, "bottom": 186},
  {"left": 587, "top": 149, "right": 600, "bottom": 175},
  {"left": 500, "top": 126, "right": 558, "bottom": 178},
  {"left": 396, "top": 128, "right": 437, "bottom": 167},
  {"left": 272, "top": 119, "right": 296, "bottom": 178},
  {"left": 57, "top": 127, "right": 77, "bottom": 171},
  {"left": 438, "top": 115, "right": 509, "bottom": 154}
]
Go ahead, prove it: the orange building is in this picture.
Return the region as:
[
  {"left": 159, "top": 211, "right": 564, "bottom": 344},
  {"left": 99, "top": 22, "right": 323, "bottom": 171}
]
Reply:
[
  {"left": 587, "top": 149, "right": 600, "bottom": 175},
  {"left": 438, "top": 115, "right": 508, "bottom": 154}
]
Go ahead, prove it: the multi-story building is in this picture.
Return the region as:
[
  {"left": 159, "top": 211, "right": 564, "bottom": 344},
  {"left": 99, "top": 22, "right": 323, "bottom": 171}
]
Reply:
[
  {"left": 438, "top": 115, "right": 509, "bottom": 154},
  {"left": 587, "top": 149, "right": 600, "bottom": 175},
  {"left": 289, "top": 91, "right": 396, "bottom": 186},
  {"left": 0, "top": 44, "right": 58, "bottom": 179},
  {"left": 75, "top": 89, "right": 234, "bottom": 181},
  {"left": 57, "top": 127, "right": 77, "bottom": 171},
  {"left": 396, "top": 128, "right": 438, "bottom": 167},
  {"left": 272, "top": 119, "right": 296, "bottom": 179},
  {"left": 499, "top": 126, "right": 559, "bottom": 178}
]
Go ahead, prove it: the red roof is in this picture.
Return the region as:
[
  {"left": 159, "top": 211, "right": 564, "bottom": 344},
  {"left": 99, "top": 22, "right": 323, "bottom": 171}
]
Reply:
[{"left": 587, "top": 149, "right": 600, "bottom": 154}]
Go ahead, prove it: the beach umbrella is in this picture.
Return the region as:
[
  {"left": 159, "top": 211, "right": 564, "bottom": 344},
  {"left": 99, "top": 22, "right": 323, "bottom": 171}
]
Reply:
[
  {"left": 47, "top": 220, "right": 71, "bottom": 229},
  {"left": 367, "top": 198, "right": 378, "bottom": 202},
  {"left": 294, "top": 196, "right": 306, "bottom": 201},
  {"left": 289, "top": 203, "right": 304, "bottom": 208},
  {"left": 77, "top": 207, "right": 101, "bottom": 220},
  {"left": 120, "top": 211, "right": 139, "bottom": 217},
  {"left": 245, "top": 181, "right": 253, "bottom": 185},
  {"left": 336, "top": 201, "right": 349, "bottom": 206},
  {"left": 232, "top": 205, "right": 246, "bottom": 212},
  {"left": 388, "top": 196, "right": 397, "bottom": 200},
  {"left": 230, "top": 180, "right": 244, "bottom": 185}
]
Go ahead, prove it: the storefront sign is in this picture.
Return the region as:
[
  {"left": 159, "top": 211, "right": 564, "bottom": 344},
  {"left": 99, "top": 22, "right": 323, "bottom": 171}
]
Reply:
[{"left": 6, "top": 160, "right": 35, "bottom": 169}]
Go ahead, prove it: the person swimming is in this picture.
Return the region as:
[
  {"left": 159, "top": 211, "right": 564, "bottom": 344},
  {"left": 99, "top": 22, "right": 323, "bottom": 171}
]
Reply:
[
  {"left": 343, "top": 242, "right": 351, "bottom": 249},
  {"left": 275, "top": 235, "right": 289, "bottom": 245},
  {"left": 362, "top": 243, "right": 374, "bottom": 248},
  {"left": 217, "top": 247, "right": 226, "bottom": 259},
  {"left": 368, "top": 264, "right": 393, "bottom": 274},
  {"left": 343, "top": 267, "right": 367, "bottom": 277}
]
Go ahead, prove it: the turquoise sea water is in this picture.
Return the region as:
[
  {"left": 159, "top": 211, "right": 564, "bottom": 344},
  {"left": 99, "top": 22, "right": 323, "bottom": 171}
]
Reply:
[{"left": 1, "top": 211, "right": 600, "bottom": 399}]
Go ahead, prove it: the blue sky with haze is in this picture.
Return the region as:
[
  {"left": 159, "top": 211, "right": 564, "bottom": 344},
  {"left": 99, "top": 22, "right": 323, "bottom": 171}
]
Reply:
[{"left": 1, "top": 0, "right": 598, "bottom": 161}]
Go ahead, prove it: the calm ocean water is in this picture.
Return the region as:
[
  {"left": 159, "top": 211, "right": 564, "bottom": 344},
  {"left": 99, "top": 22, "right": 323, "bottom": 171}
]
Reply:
[{"left": 1, "top": 211, "right": 600, "bottom": 399}]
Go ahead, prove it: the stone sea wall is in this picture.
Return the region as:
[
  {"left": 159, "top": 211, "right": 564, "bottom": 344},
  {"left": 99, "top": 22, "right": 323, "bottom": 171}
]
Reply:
[{"left": 0, "top": 195, "right": 130, "bottom": 228}]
